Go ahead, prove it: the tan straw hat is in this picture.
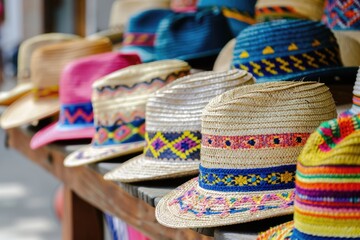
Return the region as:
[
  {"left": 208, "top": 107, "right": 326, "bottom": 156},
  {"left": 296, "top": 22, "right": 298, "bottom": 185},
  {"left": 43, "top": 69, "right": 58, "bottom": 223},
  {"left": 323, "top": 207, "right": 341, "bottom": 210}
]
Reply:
[
  {"left": 213, "top": 38, "right": 235, "bottom": 72},
  {"left": 256, "top": 0, "right": 325, "bottom": 22},
  {"left": 0, "top": 33, "right": 79, "bottom": 106},
  {"left": 104, "top": 69, "right": 255, "bottom": 182},
  {"left": 64, "top": 60, "right": 190, "bottom": 167},
  {"left": 0, "top": 38, "right": 112, "bottom": 129},
  {"left": 155, "top": 81, "right": 337, "bottom": 228}
]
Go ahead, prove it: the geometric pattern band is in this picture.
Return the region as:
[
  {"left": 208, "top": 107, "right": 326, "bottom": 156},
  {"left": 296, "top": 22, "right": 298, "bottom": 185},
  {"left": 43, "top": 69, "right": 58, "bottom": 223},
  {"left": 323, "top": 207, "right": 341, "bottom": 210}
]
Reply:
[
  {"left": 323, "top": 0, "right": 360, "bottom": 30},
  {"left": 123, "top": 33, "right": 156, "bottom": 47},
  {"left": 234, "top": 47, "right": 341, "bottom": 78},
  {"left": 256, "top": 6, "right": 307, "bottom": 21},
  {"left": 202, "top": 133, "right": 310, "bottom": 149},
  {"left": 199, "top": 164, "right": 296, "bottom": 192},
  {"left": 144, "top": 131, "right": 201, "bottom": 161},
  {"left": 93, "top": 118, "right": 145, "bottom": 146},
  {"left": 353, "top": 95, "right": 360, "bottom": 107},
  {"left": 59, "top": 102, "right": 93, "bottom": 126}
]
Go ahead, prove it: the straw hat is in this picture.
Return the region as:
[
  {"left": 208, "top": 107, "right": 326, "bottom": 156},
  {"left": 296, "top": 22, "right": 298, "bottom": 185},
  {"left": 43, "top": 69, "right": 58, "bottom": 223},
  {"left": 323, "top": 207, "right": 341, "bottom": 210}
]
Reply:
[
  {"left": 256, "top": 0, "right": 325, "bottom": 22},
  {"left": 120, "top": 9, "right": 172, "bottom": 63},
  {"left": 213, "top": 38, "right": 235, "bottom": 72},
  {"left": 0, "top": 38, "right": 112, "bottom": 129},
  {"left": 104, "top": 70, "right": 255, "bottom": 182},
  {"left": 322, "top": 0, "right": 360, "bottom": 66},
  {"left": 30, "top": 53, "right": 141, "bottom": 149},
  {"left": 155, "top": 81, "right": 337, "bottom": 228},
  {"left": 233, "top": 20, "right": 358, "bottom": 83},
  {"left": 64, "top": 60, "right": 190, "bottom": 167},
  {"left": 0, "top": 33, "right": 79, "bottom": 106},
  {"left": 258, "top": 115, "right": 360, "bottom": 239},
  {"left": 109, "top": 0, "right": 170, "bottom": 29},
  {"left": 171, "top": 0, "right": 197, "bottom": 12}
]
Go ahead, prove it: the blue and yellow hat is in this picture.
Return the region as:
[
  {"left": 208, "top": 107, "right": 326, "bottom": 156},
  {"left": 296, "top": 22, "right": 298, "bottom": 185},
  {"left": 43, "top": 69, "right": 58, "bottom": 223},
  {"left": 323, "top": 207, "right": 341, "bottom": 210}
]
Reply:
[
  {"left": 232, "top": 19, "right": 358, "bottom": 85},
  {"left": 120, "top": 9, "right": 172, "bottom": 63},
  {"left": 197, "top": 0, "right": 256, "bottom": 37}
]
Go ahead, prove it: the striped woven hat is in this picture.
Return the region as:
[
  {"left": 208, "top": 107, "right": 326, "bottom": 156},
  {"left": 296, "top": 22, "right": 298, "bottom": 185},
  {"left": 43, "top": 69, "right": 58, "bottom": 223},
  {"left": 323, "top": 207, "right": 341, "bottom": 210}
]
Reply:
[
  {"left": 322, "top": 0, "right": 360, "bottom": 66},
  {"left": 339, "top": 67, "right": 360, "bottom": 117},
  {"left": 0, "top": 38, "right": 112, "bottom": 130},
  {"left": 258, "top": 115, "right": 360, "bottom": 239},
  {"left": 103, "top": 70, "right": 255, "bottom": 182},
  {"left": 232, "top": 19, "right": 358, "bottom": 85},
  {"left": 256, "top": 0, "right": 325, "bottom": 22},
  {"left": 64, "top": 60, "right": 190, "bottom": 167},
  {"left": 155, "top": 81, "right": 337, "bottom": 228}
]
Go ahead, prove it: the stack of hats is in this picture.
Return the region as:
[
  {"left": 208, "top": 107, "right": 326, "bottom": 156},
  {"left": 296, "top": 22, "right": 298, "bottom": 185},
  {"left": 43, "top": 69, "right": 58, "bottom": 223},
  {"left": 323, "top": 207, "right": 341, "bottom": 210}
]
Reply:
[
  {"left": 104, "top": 69, "right": 255, "bottom": 182},
  {"left": 155, "top": 81, "right": 337, "bottom": 228},
  {"left": 258, "top": 115, "right": 360, "bottom": 239}
]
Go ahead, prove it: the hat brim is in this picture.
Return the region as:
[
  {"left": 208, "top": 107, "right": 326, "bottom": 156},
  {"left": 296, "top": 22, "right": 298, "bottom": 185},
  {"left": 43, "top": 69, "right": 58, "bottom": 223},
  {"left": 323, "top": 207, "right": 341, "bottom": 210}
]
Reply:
[
  {"left": 0, "top": 93, "right": 60, "bottom": 129},
  {"left": 30, "top": 122, "right": 95, "bottom": 149},
  {"left": 257, "top": 221, "right": 294, "bottom": 239},
  {"left": 103, "top": 154, "right": 199, "bottom": 182},
  {"left": 155, "top": 178, "right": 295, "bottom": 228},
  {"left": 0, "top": 83, "right": 33, "bottom": 106},
  {"left": 64, "top": 141, "right": 145, "bottom": 167},
  {"left": 120, "top": 46, "right": 154, "bottom": 63}
]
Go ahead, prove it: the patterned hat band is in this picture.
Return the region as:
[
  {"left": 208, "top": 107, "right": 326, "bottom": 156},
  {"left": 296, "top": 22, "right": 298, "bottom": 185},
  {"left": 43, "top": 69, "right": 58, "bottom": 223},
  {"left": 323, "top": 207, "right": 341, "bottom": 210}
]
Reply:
[
  {"left": 323, "top": 0, "right": 360, "bottom": 30},
  {"left": 123, "top": 33, "right": 156, "bottom": 47},
  {"left": 32, "top": 85, "right": 59, "bottom": 99},
  {"left": 59, "top": 102, "right": 93, "bottom": 127},
  {"left": 256, "top": 6, "right": 308, "bottom": 21},
  {"left": 144, "top": 130, "right": 201, "bottom": 161},
  {"left": 92, "top": 117, "right": 145, "bottom": 146},
  {"left": 353, "top": 95, "right": 360, "bottom": 108}
]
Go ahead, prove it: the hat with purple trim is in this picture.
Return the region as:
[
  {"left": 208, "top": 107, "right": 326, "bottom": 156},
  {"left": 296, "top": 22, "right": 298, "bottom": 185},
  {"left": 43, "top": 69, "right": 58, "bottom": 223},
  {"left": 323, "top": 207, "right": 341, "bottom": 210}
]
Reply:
[{"left": 155, "top": 81, "right": 337, "bottom": 228}]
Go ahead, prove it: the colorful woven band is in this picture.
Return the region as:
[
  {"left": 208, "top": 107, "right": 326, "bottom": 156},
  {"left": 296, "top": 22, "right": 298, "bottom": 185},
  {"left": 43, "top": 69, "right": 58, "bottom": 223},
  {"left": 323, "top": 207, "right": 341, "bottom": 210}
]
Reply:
[
  {"left": 291, "top": 228, "right": 348, "bottom": 240},
  {"left": 93, "top": 118, "right": 145, "bottom": 146},
  {"left": 353, "top": 95, "right": 360, "bottom": 107},
  {"left": 123, "top": 33, "right": 156, "bottom": 47},
  {"left": 222, "top": 8, "right": 256, "bottom": 25},
  {"left": 317, "top": 115, "right": 360, "bottom": 152},
  {"left": 199, "top": 164, "right": 296, "bottom": 192},
  {"left": 59, "top": 102, "right": 93, "bottom": 126},
  {"left": 256, "top": 6, "right": 307, "bottom": 21},
  {"left": 234, "top": 46, "right": 341, "bottom": 78},
  {"left": 32, "top": 86, "right": 59, "bottom": 99},
  {"left": 144, "top": 131, "right": 201, "bottom": 160},
  {"left": 202, "top": 133, "right": 309, "bottom": 149},
  {"left": 323, "top": 0, "right": 360, "bottom": 30}
]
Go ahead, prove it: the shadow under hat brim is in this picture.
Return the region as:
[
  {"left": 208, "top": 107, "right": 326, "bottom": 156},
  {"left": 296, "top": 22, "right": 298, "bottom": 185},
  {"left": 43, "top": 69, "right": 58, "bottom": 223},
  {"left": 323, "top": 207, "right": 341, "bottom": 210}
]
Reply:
[
  {"left": 0, "top": 93, "right": 60, "bottom": 129},
  {"left": 257, "top": 221, "right": 294, "bottom": 239},
  {"left": 0, "top": 82, "right": 33, "bottom": 106},
  {"left": 120, "top": 46, "right": 154, "bottom": 63},
  {"left": 30, "top": 122, "right": 95, "bottom": 149},
  {"left": 103, "top": 154, "right": 200, "bottom": 183},
  {"left": 64, "top": 141, "right": 145, "bottom": 167},
  {"left": 155, "top": 178, "right": 295, "bottom": 228}
]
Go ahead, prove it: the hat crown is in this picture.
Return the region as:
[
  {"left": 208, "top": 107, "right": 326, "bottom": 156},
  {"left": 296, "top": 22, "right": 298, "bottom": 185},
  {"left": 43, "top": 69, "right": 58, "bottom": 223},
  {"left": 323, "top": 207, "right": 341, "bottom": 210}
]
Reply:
[
  {"left": 322, "top": 0, "right": 360, "bottom": 30},
  {"left": 171, "top": 0, "right": 197, "bottom": 12},
  {"left": 293, "top": 115, "right": 360, "bottom": 239},
  {"left": 232, "top": 19, "right": 342, "bottom": 82},
  {"left": 126, "top": 9, "right": 172, "bottom": 33},
  {"left": 199, "top": 81, "right": 337, "bottom": 193}
]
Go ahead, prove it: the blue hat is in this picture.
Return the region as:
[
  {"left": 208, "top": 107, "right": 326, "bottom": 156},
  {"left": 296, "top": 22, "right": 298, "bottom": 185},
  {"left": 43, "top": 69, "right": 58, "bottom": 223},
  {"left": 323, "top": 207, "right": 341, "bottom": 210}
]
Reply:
[
  {"left": 155, "top": 8, "right": 233, "bottom": 62},
  {"left": 232, "top": 19, "right": 358, "bottom": 84},
  {"left": 120, "top": 9, "right": 172, "bottom": 63},
  {"left": 197, "top": 0, "right": 257, "bottom": 37}
]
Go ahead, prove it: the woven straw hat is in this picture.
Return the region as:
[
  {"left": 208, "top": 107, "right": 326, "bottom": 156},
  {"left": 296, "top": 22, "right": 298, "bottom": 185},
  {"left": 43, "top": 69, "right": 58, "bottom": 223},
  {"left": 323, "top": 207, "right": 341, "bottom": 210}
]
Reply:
[
  {"left": 155, "top": 81, "right": 337, "bottom": 228},
  {"left": 30, "top": 53, "right": 141, "bottom": 149},
  {"left": 0, "top": 38, "right": 112, "bottom": 129},
  {"left": 322, "top": 0, "right": 360, "bottom": 66},
  {"left": 258, "top": 115, "right": 360, "bottom": 239},
  {"left": 339, "top": 67, "right": 360, "bottom": 116},
  {"left": 104, "top": 70, "right": 255, "bottom": 182},
  {"left": 0, "top": 33, "right": 79, "bottom": 106},
  {"left": 256, "top": 0, "right": 325, "bottom": 22},
  {"left": 64, "top": 60, "right": 190, "bottom": 167},
  {"left": 213, "top": 38, "right": 235, "bottom": 72}
]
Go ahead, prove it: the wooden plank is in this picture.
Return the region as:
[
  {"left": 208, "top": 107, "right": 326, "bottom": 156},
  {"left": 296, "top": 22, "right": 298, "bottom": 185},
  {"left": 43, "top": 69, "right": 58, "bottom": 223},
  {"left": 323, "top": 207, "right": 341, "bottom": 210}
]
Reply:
[{"left": 6, "top": 127, "right": 213, "bottom": 240}]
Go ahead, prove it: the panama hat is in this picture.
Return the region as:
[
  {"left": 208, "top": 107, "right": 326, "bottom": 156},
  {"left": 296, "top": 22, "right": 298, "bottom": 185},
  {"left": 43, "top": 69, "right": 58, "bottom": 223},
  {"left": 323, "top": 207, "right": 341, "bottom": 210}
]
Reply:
[
  {"left": 232, "top": 19, "right": 358, "bottom": 101},
  {"left": 258, "top": 115, "right": 360, "bottom": 239},
  {"left": 197, "top": 0, "right": 256, "bottom": 37},
  {"left": 322, "top": 0, "right": 360, "bottom": 66},
  {"left": 64, "top": 60, "right": 190, "bottom": 167},
  {"left": 0, "top": 33, "right": 79, "bottom": 106},
  {"left": 30, "top": 53, "right": 141, "bottom": 149},
  {"left": 256, "top": 0, "right": 325, "bottom": 22},
  {"left": 171, "top": 0, "right": 197, "bottom": 12},
  {"left": 0, "top": 38, "right": 112, "bottom": 129},
  {"left": 103, "top": 70, "right": 255, "bottom": 183},
  {"left": 155, "top": 81, "right": 337, "bottom": 228}
]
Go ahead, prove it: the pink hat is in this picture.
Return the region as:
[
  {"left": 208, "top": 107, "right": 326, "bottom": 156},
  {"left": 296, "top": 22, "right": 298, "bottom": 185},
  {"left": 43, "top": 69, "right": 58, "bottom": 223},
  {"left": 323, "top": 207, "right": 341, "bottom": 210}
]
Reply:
[{"left": 30, "top": 52, "right": 141, "bottom": 149}]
